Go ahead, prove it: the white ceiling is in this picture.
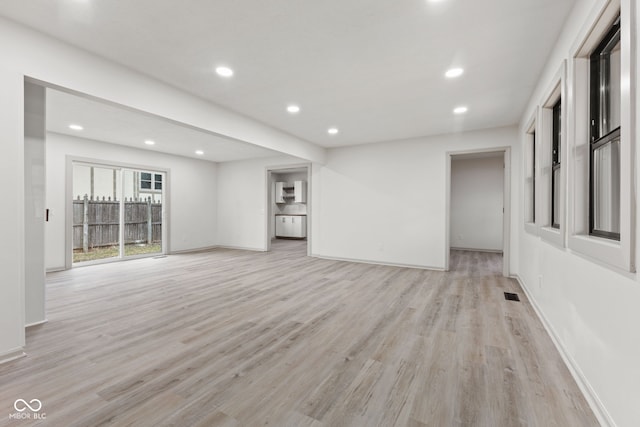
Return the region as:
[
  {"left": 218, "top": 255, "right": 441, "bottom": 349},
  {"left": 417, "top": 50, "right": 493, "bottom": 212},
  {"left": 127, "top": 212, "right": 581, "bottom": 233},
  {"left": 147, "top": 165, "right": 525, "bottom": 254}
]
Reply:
[
  {"left": 46, "top": 89, "right": 281, "bottom": 162},
  {"left": 2, "top": 0, "right": 576, "bottom": 148}
]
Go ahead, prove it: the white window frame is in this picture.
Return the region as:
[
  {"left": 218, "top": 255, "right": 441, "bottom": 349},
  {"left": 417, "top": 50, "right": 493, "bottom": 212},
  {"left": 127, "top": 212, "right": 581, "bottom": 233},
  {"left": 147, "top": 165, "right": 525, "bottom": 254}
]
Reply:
[
  {"left": 524, "top": 110, "right": 538, "bottom": 235},
  {"left": 538, "top": 63, "right": 567, "bottom": 248},
  {"left": 140, "top": 171, "right": 163, "bottom": 193},
  {"left": 567, "top": 0, "right": 635, "bottom": 272}
]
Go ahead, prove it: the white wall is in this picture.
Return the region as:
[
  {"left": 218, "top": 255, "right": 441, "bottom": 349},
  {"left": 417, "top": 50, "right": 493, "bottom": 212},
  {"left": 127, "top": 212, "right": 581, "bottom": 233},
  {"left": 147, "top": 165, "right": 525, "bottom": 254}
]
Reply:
[
  {"left": 312, "top": 127, "right": 518, "bottom": 269},
  {"left": 518, "top": 0, "right": 640, "bottom": 426},
  {"left": 217, "top": 156, "right": 307, "bottom": 250},
  {"left": 45, "top": 133, "right": 218, "bottom": 270},
  {"left": 0, "top": 69, "right": 26, "bottom": 360},
  {"left": 24, "top": 83, "right": 46, "bottom": 326},
  {"left": 450, "top": 156, "right": 504, "bottom": 251},
  {"left": 216, "top": 127, "right": 518, "bottom": 267},
  {"left": 0, "top": 16, "right": 325, "bottom": 359}
]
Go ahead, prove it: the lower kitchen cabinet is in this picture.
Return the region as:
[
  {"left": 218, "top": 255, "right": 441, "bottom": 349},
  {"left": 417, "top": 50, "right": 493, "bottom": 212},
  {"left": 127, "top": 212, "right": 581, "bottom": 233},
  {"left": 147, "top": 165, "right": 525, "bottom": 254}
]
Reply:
[{"left": 275, "top": 215, "right": 307, "bottom": 238}]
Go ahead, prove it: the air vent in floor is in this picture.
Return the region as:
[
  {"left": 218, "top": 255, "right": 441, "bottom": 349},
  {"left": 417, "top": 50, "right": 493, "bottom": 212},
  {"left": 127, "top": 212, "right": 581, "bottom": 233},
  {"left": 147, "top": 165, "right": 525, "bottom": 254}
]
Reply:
[{"left": 504, "top": 292, "right": 520, "bottom": 302}]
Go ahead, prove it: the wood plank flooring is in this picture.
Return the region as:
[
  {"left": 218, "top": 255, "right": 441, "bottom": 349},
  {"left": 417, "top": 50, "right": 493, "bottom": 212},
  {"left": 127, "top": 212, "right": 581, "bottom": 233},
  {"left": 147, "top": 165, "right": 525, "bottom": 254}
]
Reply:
[{"left": 0, "top": 241, "right": 598, "bottom": 426}]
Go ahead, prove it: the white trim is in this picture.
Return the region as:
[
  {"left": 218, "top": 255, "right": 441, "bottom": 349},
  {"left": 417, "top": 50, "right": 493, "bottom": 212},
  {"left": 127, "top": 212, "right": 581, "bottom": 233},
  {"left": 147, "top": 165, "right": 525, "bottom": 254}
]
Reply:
[
  {"left": 215, "top": 245, "right": 266, "bottom": 252},
  {"left": 514, "top": 274, "right": 616, "bottom": 427},
  {"left": 0, "top": 348, "right": 26, "bottom": 365},
  {"left": 25, "top": 319, "right": 47, "bottom": 328},
  {"left": 169, "top": 245, "right": 219, "bottom": 254},
  {"left": 450, "top": 247, "right": 503, "bottom": 254},
  {"left": 170, "top": 244, "right": 274, "bottom": 255},
  {"left": 311, "top": 253, "right": 445, "bottom": 271}
]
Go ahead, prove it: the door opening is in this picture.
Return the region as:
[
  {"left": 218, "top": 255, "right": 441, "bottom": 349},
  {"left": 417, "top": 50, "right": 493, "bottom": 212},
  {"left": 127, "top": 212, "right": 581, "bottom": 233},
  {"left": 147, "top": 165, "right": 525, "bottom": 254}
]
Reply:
[
  {"left": 265, "top": 164, "right": 310, "bottom": 255},
  {"left": 446, "top": 149, "right": 510, "bottom": 276}
]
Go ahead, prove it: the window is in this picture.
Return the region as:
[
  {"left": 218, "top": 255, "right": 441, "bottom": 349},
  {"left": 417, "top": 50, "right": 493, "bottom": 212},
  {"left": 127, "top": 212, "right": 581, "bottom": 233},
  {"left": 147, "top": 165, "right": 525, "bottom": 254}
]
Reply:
[
  {"left": 537, "top": 65, "right": 564, "bottom": 247},
  {"left": 589, "top": 15, "right": 621, "bottom": 240},
  {"left": 567, "top": 1, "right": 634, "bottom": 272},
  {"left": 531, "top": 130, "right": 536, "bottom": 223},
  {"left": 524, "top": 116, "right": 537, "bottom": 229},
  {"left": 140, "top": 172, "right": 163, "bottom": 192},
  {"left": 551, "top": 100, "right": 561, "bottom": 229}
]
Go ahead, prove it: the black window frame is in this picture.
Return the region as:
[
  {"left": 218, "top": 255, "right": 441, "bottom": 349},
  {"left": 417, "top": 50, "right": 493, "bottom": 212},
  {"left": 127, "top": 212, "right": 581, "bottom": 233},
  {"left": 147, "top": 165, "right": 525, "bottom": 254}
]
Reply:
[
  {"left": 589, "top": 15, "right": 621, "bottom": 241},
  {"left": 551, "top": 99, "right": 561, "bottom": 229},
  {"left": 532, "top": 130, "right": 536, "bottom": 223}
]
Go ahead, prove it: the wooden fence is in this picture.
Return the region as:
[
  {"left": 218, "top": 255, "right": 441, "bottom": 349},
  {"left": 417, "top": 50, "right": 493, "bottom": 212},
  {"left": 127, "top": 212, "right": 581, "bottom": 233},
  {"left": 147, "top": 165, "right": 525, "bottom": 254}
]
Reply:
[{"left": 73, "top": 195, "right": 162, "bottom": 251}]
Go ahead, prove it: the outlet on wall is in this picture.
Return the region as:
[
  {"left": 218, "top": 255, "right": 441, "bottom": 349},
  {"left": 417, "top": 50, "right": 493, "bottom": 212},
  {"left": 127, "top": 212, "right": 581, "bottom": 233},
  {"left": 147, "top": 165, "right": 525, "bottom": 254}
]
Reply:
[{"left": 538, "top": 275, "right": 543, "bottom": 289}]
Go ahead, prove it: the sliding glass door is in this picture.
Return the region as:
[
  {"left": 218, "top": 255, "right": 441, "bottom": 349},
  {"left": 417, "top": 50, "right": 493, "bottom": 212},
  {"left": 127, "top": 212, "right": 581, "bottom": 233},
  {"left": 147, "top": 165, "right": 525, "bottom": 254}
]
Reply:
[
  {"left": 122, "top": 169, "right": 164, "bottom": 257},
  {"left": 72, "top": 162, "right": 165, "bottom": 264}
]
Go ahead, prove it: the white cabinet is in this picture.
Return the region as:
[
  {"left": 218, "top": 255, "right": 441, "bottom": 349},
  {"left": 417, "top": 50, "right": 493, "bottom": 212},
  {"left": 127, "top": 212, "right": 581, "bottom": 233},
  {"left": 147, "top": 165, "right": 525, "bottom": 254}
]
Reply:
[
  {"left": 275, "top": 182, "right": 285, "bottom": 203},
  {"left": 275, "top": 181, "right": 306, "bottom": 204},
  {"left": 294, "top": 180, "right": 306, "bottom": 203},
  {"left": 275, "top": 215, "right": 307, "bottom": 238}
]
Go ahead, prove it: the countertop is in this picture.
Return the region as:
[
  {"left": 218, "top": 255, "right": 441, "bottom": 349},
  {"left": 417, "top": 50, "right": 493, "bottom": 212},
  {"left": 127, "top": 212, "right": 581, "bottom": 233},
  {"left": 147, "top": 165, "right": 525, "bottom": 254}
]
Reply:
[{"left": 275, "top": 213, "right": 307, "bottom": 216}]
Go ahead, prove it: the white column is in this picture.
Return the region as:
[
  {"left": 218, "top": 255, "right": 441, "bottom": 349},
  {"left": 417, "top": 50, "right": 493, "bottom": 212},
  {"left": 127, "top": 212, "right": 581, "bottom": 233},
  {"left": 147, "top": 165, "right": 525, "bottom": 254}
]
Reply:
[
  {"left": 0, "top": 70, "right": 26, "bottom": 360},
  {"left": 24, "top": 81, "right": 46, "bottom": 326}
]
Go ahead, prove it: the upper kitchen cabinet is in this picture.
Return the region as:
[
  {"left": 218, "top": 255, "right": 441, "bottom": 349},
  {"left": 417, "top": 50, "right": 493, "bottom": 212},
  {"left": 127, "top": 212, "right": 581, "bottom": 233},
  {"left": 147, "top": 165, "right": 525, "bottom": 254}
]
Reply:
[
  {"left": 275, "top": 180, "right": 306, "bottom": 204},
  {"left": 294, "top": 181, "right": 306, "bottom": 203},
  {"left": 275, "top": 181, "right": 286, "bottom": 203}
]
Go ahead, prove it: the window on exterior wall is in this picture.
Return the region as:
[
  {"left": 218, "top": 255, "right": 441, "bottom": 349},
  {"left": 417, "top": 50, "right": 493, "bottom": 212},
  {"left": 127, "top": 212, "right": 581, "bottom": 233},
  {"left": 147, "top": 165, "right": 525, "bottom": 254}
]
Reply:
[
  {"left": 537, "top": 69, "right": 564, "bottom": 247},
  {"left": 140, "top": 172, "right": 163, "bottom": 192},
  {"left": 525, "top": 126, "right": 536, "bottom": 225},
  {"left": 551, "top": 99, "right": 561, "bottom": 229},
  {"left": 532, "top": 130, "right": 536, "bottom": 223},
  {"left": 568, "top": 1, "right": 633, "bottom": 272},
  {"left": 590, "top": 15, "right": 621, "bottom": 240}
]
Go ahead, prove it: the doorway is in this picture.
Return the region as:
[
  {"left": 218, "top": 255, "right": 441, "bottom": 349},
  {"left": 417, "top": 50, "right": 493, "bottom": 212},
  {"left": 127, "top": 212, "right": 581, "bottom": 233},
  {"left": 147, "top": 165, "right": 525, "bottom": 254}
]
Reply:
[
  {"left": 71, "top": 161, "right": 166, "bottom": 265},
  {"left": 265, "top": 164, "right": 311, "bottom": 255},
  {"left": 446, "top": 148, "right": 510, "bottom": 276}
]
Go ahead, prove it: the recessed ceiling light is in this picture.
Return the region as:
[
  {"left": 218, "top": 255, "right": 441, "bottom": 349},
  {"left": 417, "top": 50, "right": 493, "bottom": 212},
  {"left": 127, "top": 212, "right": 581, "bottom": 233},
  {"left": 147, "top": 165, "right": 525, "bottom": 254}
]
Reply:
[
  {"left": 287, "top": 105, "right": 300, "bottom": 114},
  {"left": 327, "top": 127, "right": 339, "bottom": 135},
  {"left": 445, "top": 68, "right": 464, "bottom": 78},
  {"left": 215, "top": 66, "right": 234, "bottom": 77},
  {"left": 453, "top": 106, "right": 468, "bottom": 114},
  {"left": 144, "top": 140, "right": 155, "bottom": 146},
  {"left": 68, "top": 124, "right": 83, "bottom": 131},
  {"left": 195, "top": 150, "right": 204, "bottom": 155}
]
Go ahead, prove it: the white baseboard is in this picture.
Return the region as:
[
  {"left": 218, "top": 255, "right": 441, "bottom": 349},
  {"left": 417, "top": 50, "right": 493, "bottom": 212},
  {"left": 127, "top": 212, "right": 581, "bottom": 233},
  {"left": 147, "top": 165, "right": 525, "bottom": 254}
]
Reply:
[
  {"left": 0, "top": 348, "right": 26, "bottom": 365},
  {"left": 217, "top": 245, "right": 266, "bottom": 252},
  {"left": 169, "top": 245, "right": 220, "bottom": 254},
  {"left": 25, "top": 319, "right": 48, "bottom": 328},
  {"left": 46, "top": 266, "right": 66, "bottom": 273},
  {"left": 311, "top": 253, "right": 444, "bottom": 271},
  {"left": 513, "top": 274, "right": 615, "bottom": 427},
  {"left": 170, "top": 245, "right": 267, "bottom": 254},
  {"left": 450, "top": 247, "right": 503, "bottom": 254}
]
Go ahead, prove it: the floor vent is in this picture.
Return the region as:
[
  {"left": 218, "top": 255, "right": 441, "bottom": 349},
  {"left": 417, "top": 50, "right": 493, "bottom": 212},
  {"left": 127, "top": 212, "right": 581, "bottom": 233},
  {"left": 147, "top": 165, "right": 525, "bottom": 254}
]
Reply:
[{"left": 504, "top": 292, "right": 520, "bottom": 302}]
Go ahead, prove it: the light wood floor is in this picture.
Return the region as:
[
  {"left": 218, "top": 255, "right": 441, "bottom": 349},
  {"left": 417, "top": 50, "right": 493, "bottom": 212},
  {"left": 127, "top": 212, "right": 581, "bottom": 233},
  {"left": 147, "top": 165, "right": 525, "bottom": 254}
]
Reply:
[{"left": 0, "top": 241, "right": 597, "bottom": 426}]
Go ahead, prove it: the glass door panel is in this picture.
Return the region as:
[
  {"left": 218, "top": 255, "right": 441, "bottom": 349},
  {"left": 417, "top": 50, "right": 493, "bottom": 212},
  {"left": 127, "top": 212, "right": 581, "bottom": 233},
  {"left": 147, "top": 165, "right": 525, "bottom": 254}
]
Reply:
[
  {"left": 72, "top": 164, "right": 121, "bottom": 263},
  {"left": 123, "top": 169, "right": 163, "bottom": 257}
]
